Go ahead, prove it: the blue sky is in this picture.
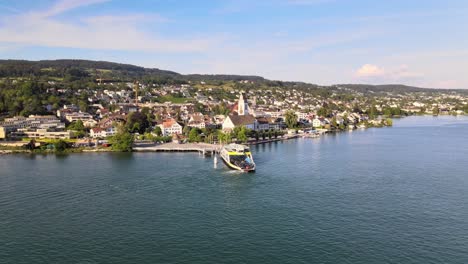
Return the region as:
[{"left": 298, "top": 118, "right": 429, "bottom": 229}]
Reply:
[{"left": 1, "top": 0, "right": 467, "bottom": 88}]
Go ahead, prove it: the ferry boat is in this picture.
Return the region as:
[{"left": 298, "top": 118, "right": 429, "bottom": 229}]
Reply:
[{"left": 220, "top": 143, "right": 256, "bottom": 172}]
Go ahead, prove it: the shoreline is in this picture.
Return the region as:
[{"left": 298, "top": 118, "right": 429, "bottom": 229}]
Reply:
[
  {"left": 0, "top": 135, "right": 301, "bottom": 155},
  {"left": 5, "top": 115, "right": 452, "bottom": 155}
]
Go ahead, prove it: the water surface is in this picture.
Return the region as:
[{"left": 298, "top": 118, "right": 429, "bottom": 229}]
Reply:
[{"left": 1, "top": 116, "right": 468, "bottom": 264}]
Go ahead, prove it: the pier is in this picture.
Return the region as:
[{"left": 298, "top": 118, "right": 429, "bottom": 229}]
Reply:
[{"left": 132, "top": 142, "right": 221, "bottom": 156}]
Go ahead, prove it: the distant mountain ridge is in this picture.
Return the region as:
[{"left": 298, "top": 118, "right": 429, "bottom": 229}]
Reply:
[
  {"left": 336, "top": 84, "right": 444, "bottom": 93},
  {"left": 0, "top": 59, "right": 463, "bottom": 93},
  {"left": 0, "top": 59, "right": 265, "bottom": 82}
]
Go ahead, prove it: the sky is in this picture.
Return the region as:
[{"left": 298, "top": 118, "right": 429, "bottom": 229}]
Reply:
[{"left": 0, "top": 0, "right": 467, "bottom": 88}]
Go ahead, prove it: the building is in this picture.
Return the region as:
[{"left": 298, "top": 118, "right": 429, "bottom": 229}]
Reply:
[
  {"left": 313, "top": 117, "right": 326, "bottom": 128},
  {"left": 237, "top": 93, "right": 250, "bottom": 115},
  {"left": 255, "top": 117, "right": 270, "bottom": 131},
  {"left": 0, "top": 115, "right": 63, "bottom": 129},
  {"left": 222, "top": 115, "right": 256, "bottom": 131},
  {"left": 83, "top": 119, "right": 98, "bottom": 128},
  {"left": 0, "top": 115, "right": 67, "bottom": 139},
  {"left": 64, "top": 112, "right": 94, "bottom": 123},
  {"left": 264, "top": 111, "right": 283, "bottom": 118},
  {"left": 99, "top": 114, "right": 126, "bottom": 128},
  {"left": 90, "top": 127, "right": 116, "bottom": 138},
  {"left": 187, "top": 113, "right": 206, "bottom": 129},
  {"left": 0, "top": 126, "right": 6, "bottom": 139},
  {"left": 295, "top": 112, "right": 309, "bottom": 121},
  {"left": 158, "top": 119, "right": 183, "bottom": 136},
  {"left": 17, "top": 128, "right": 74, "bottom": 139}
]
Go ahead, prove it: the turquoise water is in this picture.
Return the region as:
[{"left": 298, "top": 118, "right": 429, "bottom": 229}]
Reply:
[{"left": 1, "top": 116, "right": 468, "bottom": 264}]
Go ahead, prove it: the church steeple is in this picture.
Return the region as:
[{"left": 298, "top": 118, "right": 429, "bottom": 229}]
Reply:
[{"left": 238, "top": 93, "right": 249, "bottom": 115}]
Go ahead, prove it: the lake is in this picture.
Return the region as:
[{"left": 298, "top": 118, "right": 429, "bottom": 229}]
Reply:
[{"left": 1, "top": 116, "right": 468, "bottom": 264}]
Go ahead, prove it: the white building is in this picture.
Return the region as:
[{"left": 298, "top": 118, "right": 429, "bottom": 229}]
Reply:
[
  {"left": 158, "top": 119, "right": 183, "bottom": 136},
  {"left": 64, "top": 112, "right": 94, "bottom": 123},
  {"left": 90, "top": 127, "right": 116, "bottom": 138},
  {"left": 222, "top": 115, "right": 257, "bottom": 132},
  {"left": 313, "top": 118, "right": 326, "bottom": 128}
]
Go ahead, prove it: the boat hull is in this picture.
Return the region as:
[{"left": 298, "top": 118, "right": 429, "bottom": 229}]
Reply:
[{"left": 220, "top": 155, "right": 255, "bottom": 172}]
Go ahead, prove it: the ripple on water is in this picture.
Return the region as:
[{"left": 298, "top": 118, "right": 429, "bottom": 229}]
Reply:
[{"left": 1, "top": 116, "right": 468, "bottom": 264}]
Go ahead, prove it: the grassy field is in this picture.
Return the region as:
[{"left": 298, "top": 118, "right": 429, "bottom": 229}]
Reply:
[
  {"left": 156, "top": 95, "right": 191, "bottom": 104},
  {"left": 21, "top": 138, "right": 78, "bottom": 143},
  {"left": 48, "top": 77, "right": 64, "bottom": 81}
]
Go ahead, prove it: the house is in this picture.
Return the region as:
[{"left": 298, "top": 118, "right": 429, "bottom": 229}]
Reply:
[
  {"left": 312, "top": 117, "right": 326, "bottom": 128},
  {"left": 295, "top": 112, "right": 309, "bottom": 120},
  {"left": 158, "top": 119, "right": 183, "bottom": 136},
  {"left": 222, "top": 114, "right": 256, "bottom": 131},
  {"left": 213, "top": 115, "right": 226, "bottom": 125},
  {"left": 187, "top": 113, "right": 206, "bottom": 129},
  {"left": 83, "top": 119, "right": 98, "bottom": 128},
  {"left": 99, "top": 114, "right": 126, "bottom": 128},
  {"left": 90, "top": 127, "right": 116, "bottom": 138}
]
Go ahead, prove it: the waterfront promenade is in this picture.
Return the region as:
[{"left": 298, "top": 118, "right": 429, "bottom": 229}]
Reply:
[{"left": 133, "top": 142, "right": 221, "bottom": 155}]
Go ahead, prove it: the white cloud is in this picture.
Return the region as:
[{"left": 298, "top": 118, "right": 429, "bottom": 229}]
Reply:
[
  {"left": 44, "top": 0, "right": 111, "bottom": 17},
  {"left": 0, "top": 4, "right": 219, "bottom": 53},
  {"left": 82, "top": 14, "right": 168, "bottom": 25},
  {"left": 356, "top": 64, "right": 385, "bottom": 77},
  {"left": 354, "top": 64, "right": 427, "bottom": 86}
]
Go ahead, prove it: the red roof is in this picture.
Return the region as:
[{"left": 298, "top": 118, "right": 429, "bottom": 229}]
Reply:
[{"left": 162, "top": 119, "right": 179, "bottom": 128}]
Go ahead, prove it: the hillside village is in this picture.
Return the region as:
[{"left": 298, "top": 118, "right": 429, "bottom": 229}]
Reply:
[
  {"left": 1, "top": 60, "right": 468, "bottom": 151},
  {"left": 1, "top": 78, "right": 468, "bottom": 151}
]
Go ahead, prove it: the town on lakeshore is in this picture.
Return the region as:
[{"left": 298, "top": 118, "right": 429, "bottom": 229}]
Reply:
[{"left": 1, "top": 60, "right": 468, "bottom": 154}]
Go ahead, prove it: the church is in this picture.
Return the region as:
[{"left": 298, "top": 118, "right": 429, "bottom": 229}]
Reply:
[{"left": 222, "top": 93, "right": 257, "bottom": 132}]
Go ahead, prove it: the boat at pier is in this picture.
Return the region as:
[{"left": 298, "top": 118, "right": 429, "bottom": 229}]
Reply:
[{"left": 220, "top": 143, "right": 256, "bottom": 172}]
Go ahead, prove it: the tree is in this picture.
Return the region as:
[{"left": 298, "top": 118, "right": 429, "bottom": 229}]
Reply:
[
  {"left": 188, "top": 128, "right": 200, "bottom": 142},
  {"left": 383, "top": 108, "right": 393, "bottom": 117},
  {"left": 331, "top": 116, "right": 338, "bottom": 128},
  {"left": 267, "top": 129, "right": 273, "bottom": 139},
  {"left": 237, "top": 126, "right": 248, "bottom": 143},
  {"left": 153, "top": 126, "right": 162, "bottom": 136},
  {"left": 141, "top": 107, "right": 153, "bottom": 122},
  {"left": 74, "top": 120, "right": 85, "bottom": 131},
  {"left": 254, "top": 130, "right": 259, "bottom": 141},
  {"left": 285, "top": 110, "right": 298, "bottom": 129},
  {"left": 433, "top": 106, "right": 440, "bottom": 115},
  {"left": 78, "top": 100, "right": 88, "bottom": 112},
  {"left": 368, "top": 105, "right": 378, "bottom": 119},
  {"left": 317, "top": 107, "right": 331, "bottom": 117},
  {"left": 183, "top": 125, "right": 191, "bottom": 136},
  {"left": 53, "top": 139, "right": 69, "bottom": 152},
  {"left": 386, "top": 118, "right": 393, "bottom": 126},
  {"left": 109, "top": 126, "right": 134, "bottom": 152},
  {"left": 217, "top": 130, "right": 231, "bottom": 144},
  {"left": 67, "top": 120, "right": 86, "bottom": 138},
  {"left": 125, "top": 112, "right": 149, "bottom": 134}
]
